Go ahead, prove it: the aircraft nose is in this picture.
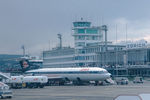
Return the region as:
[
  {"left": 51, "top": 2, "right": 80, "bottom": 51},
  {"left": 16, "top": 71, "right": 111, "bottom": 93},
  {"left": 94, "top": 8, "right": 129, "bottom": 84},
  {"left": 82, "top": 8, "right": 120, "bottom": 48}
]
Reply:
[{"left": 106, "top": 73, "right": 111, "bottom": 78}]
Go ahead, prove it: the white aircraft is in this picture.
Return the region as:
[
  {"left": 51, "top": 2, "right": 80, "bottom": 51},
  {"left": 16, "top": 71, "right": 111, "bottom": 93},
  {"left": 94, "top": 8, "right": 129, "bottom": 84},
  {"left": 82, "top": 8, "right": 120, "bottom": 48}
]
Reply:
[
  {"left": 20, "top": 58, "right": 111, "bottom": 85},
  {"left": 25, "top": 67, "right": 111, "bottom": 84}
]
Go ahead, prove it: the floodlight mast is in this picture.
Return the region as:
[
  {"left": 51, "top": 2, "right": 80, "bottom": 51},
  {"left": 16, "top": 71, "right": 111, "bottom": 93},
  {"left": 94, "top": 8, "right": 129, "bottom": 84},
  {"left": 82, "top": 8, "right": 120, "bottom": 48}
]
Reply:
[
  {"left": 21, "top": 45, "right": 25, "bottom": 56},
  {"left": 102, "top": 25, "right": 108, "bottom": 51},
  {"left": 57, "top": 34, "right": 62, "bottom": 49}
]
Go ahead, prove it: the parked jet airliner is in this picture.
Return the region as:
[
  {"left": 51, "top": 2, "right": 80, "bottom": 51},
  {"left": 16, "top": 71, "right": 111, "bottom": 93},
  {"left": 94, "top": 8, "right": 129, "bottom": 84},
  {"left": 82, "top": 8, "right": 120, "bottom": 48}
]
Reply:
[
  {"left": 20, "top": 58, "right": 111, "bottom": 84},
  {"left": 25, "top": 67, "right": 111, "bottom": 82}
]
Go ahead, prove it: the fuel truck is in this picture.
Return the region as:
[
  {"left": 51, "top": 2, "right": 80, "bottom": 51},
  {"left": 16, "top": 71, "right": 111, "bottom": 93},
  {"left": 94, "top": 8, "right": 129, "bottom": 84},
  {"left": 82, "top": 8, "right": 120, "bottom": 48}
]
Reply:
[{"left": 8, "top": 75, "right": 48, "bottom": 89}]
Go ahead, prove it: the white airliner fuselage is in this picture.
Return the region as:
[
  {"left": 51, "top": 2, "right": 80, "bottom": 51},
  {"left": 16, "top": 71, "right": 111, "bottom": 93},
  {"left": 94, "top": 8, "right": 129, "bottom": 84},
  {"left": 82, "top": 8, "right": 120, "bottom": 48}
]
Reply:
[{"left": 25, "top": 67, "right": 111, "bottom": 82}]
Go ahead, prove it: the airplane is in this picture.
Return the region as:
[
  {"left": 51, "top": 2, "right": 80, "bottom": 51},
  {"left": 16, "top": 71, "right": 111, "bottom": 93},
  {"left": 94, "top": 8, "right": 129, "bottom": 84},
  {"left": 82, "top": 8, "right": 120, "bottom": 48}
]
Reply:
[
  {"left": 20, "top": 58, "right": 111, "bottom": 85},
  {"left": 25, "top": 67, "right": 111, "bottom": 85}
]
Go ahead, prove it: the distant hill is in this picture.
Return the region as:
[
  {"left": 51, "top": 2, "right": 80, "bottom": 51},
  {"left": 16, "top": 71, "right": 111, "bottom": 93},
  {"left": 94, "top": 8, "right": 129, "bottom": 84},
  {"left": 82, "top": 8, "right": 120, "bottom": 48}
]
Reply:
[
  {"left": 0, "top": 54, "right": 22, "bottom": 72},
  {"left": 0, "top": 54, "right": 22, "bottom": 61}
]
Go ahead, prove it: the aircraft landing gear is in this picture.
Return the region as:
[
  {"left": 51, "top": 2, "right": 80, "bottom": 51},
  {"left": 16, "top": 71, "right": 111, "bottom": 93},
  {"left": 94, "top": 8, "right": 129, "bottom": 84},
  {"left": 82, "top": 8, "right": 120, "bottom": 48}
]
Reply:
[{"left": 94, "top": 81, "right": 99, "bottom": 86}]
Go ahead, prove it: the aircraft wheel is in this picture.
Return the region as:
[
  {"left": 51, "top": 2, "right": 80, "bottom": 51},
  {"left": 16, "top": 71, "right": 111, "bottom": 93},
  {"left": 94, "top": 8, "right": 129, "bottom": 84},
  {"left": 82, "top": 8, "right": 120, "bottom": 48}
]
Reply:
[
  {"left": 39, "top": 85, "right": 44, "bottom": 88},
  {"left": 1, "top": 96, "right": 3, "bottom": 99},
  {"left": 8, "top": 96, "right": 12, "bottom": 98}
]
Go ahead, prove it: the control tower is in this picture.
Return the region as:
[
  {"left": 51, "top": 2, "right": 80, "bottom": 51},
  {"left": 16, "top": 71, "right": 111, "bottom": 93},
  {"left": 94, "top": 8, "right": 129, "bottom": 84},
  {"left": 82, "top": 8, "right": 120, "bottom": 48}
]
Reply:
[{"left": 72, "top": 18, "right": 103, "bottom": 66}]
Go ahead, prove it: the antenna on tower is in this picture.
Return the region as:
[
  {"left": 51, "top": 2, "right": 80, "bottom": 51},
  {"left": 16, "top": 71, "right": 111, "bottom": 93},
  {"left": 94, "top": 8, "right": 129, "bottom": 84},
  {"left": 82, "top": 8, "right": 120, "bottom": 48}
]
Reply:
[
  {"left": 21, "top": 45, "right": 25, "bottom": 56},
  {"left": 115, "top": 24, "right": 118, "bottom": 76},
  {"left": 57, "top": 34, "right": 62, "bottom": 49},
  {"left": 125, "top": 24, "right": 128, "bottom": 47},
  {"left": 101, "top": 16, "right": 104, "bottom": 26}
]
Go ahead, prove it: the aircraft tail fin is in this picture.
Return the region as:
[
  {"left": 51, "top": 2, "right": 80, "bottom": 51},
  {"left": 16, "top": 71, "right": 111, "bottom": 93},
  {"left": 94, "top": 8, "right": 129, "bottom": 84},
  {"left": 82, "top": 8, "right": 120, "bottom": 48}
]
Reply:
[{"left": 19, "top": 59, "right": 30, "bottom": 72}]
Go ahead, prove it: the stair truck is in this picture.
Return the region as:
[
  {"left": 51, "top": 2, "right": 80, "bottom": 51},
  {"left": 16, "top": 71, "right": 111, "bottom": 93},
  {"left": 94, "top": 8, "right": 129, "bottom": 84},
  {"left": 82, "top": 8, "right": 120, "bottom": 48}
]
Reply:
[{"left": 0, "top": 82, "right": 12, "bottom": 99}]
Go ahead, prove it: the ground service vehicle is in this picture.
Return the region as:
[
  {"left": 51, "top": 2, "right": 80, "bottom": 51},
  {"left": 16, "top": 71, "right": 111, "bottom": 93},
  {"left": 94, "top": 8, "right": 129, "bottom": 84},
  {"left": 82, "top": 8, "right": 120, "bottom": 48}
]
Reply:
[
  {"left": 115, "top": 77, "right": 128, "bottom": 85},
  {"left": 0, "top": 82, "right": 12, "bottom": 99},
  {"left": 23, "top": 76, "right": 48, "bottom": 88},
  {"left": 133, "top": 77, "right": 143, "bottom": 83},
  {"left": 10, "top": 75, "right": 24, "bottom": 89},
  {"left": 8, "top": 75, "right": 48, "bottom": 88}
]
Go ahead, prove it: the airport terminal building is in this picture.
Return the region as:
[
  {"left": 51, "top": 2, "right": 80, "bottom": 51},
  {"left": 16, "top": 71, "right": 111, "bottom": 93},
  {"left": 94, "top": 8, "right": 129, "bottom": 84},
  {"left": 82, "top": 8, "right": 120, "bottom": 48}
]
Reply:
[
  {"left": 43, "top": 47, "right": 75, "bottom": 68},
  {"left": 43, "top": 19, "right": 150, "bottom": 77},
  {"left": 43, "top": 19, "right": 104, "bottom": 68},
  {"left": 99, "top": 46, "right": 150, "bottom": 77},
  {"left": 43, "top": 19, "right": 125, "bottom": 68}
]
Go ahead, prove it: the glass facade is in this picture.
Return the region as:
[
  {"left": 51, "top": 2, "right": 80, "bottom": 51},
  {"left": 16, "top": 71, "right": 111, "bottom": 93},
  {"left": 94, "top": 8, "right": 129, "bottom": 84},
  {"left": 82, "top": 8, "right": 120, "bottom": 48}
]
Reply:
[
  {"left": 75, "top": 56, "right": 85, "bottom": 60},
  {"left": 73, "top": 22, "right": 91, "bottom": 27},
  {"left": 75, "top": 36, "right": 85, "bottom": 40},
  {"left": 97, "top": 48, "right": 149, "bottom": 66},
  {"left": 43, "top": 47, "right": 76, "bottom": 68},
  {"left": 77, "top": 49, "right": 86, "bottom": 54},
  {"left": 86, "top": 29, "right": 98, "bottom": 34},
  {"left": 72, "top": 20, "right": 103, "bottom": 67},
  {"left": 75, "top": 42, "right": 85, "bottom": 47},
  {"left": 86, "top": 36, "right": 98, "bottom": 40},
  {"left": 77, "top": 29, "right": 85, "bottom": 34}
]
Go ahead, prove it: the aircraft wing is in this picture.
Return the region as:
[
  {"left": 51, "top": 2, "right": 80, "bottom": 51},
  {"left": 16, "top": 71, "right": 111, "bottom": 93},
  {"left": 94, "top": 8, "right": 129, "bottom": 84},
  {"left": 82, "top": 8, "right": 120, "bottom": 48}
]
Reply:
[
  {"left": 46, "top": 75, "right": 63, "bottom": 80},
  {"left": 48, "top": 77, "right": 63, "bottom": 80}
]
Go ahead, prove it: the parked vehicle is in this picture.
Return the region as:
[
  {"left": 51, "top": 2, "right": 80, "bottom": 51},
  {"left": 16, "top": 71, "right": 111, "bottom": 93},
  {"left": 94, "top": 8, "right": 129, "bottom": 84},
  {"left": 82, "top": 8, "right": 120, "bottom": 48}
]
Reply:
[
  {"left": 133, "top": 77, "right": 143, "bottom": 83},
  {"left": 10, "top": 75, "right": 24, "bottom": 89},
  {"left": 7, "top": 75, "right": 48, "bottom": 89},
  {"left": 115, "top": 77, "right": 128, "bottom": 85},
  {"left": 0, "top": 82, "right": 12, "bottom": 99},
  {"left": 23, "top": 76, "right": 48, "bottom": 88}
]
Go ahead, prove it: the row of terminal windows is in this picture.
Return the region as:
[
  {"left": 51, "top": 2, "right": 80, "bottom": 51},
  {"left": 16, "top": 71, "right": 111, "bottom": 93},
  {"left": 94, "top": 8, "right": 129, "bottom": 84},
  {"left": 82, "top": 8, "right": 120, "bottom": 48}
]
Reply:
[
  {"left": 86, "top": 29, "right": 98, "bottom": 34},
  {"left": 75, "top": 56, "right": 85, "bottom": 60},
  {"left": 75, "top": 36, "right": 100, "bottom": 40},
  {"left": 43, "top": 50, "right": 74, "bottom": 57},
  {"left": 77, "top": 49, "right": 86, "bottom": 54},
  {"left": 44, "top": 64, "right": 76, "bottom": 68},
  {"left": 75, "top": 36, "right": 85, "bottom": 40},
  {"left": 98, "top": 50, "right": 148, "bottom": 66},
  {"left": 75, "top": 56, "right": 97, "bottom": 60},
  {"left": 75, "top": 42, "right": 100, "bottom": 47},
  {"left": 75, "top": 42, "right": 85, "bottom": 47},
  {"left": 73, "top": 22, "right": 91, "bottom": 27},
  {"left": 75, "top": 48, "right": 101, "bottom": 54},
  {"left": 75, "top": 29, "right": 99, "bottom": 34},
  {"left": 86, "top": 47, "right": 101, "bottom": 53},
  {"left": 44, "top": 57, "right": 74, "bottom": 63},
  {"left": 75, "top": 46, "right": 124, "bottom": 54},
  {"left": 87, "top": 36, "right": 98, "bottom": 40}
]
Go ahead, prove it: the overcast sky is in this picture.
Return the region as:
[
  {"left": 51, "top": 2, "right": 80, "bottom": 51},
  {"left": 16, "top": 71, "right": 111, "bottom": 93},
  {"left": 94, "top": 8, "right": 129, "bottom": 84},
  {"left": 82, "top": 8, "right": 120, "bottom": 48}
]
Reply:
[{"left": 1, "top": 0, "right": 150, "bottom": 56}]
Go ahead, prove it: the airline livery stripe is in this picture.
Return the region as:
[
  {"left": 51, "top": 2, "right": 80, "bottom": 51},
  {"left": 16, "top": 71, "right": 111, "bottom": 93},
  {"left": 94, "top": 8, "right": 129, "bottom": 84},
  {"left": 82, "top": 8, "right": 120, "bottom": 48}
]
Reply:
[{"left": 26, "top": 71, "right": 108, "bottom": 74}]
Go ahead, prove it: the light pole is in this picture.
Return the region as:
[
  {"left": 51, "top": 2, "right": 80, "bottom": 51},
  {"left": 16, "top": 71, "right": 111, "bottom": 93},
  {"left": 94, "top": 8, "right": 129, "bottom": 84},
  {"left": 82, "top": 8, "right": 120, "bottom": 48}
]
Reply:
[
  {"left": 101, "top": 25, "right": 108, "bottom": 67},
  {"left": 57, "top": 34, "right": 62, "bottom": 49}
]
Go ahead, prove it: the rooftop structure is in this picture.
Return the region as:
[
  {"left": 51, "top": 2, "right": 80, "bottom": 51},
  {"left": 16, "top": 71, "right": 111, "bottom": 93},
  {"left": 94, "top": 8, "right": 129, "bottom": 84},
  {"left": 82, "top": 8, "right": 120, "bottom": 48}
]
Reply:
[
  {"left": 72, "top": 19, "right": 114, "bottom": 67},
  {"left": 42, "top": 19, "right": 126, "bottom": 68},
  {"left": 43, "top": 47, "right": 75, "bottom": 68},
  {"left": 72, "top": 19, "right": 105, "bottom": 66}
]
